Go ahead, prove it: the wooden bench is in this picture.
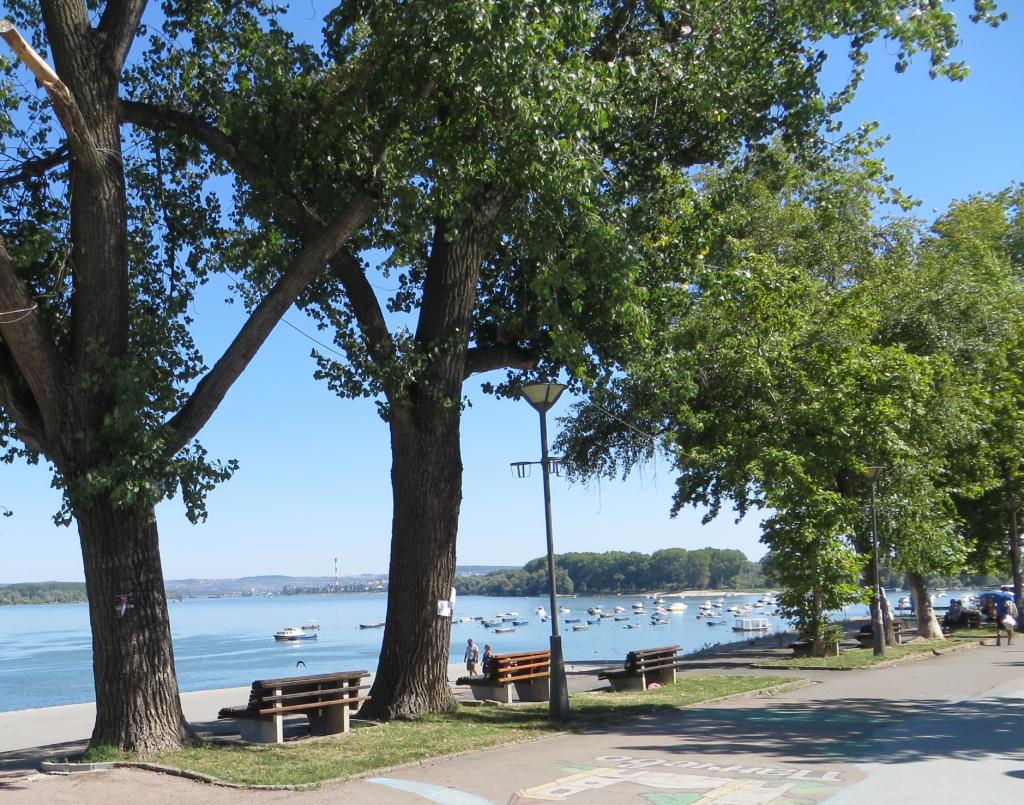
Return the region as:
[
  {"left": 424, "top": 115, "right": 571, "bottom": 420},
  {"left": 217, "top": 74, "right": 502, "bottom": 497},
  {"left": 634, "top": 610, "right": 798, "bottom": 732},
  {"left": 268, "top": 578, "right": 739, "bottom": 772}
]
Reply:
[
  {"left": 457, "top": 650, "right": 551, "bottom": 704},
  {"left": 855, "top": 621, "right": 902, "bottom": 649},
  {"left": 598, "top": 645, "right": 682, "bottom": 691},
  {"left": 218, "top": 670, "right": 370, "bottom": 743}
]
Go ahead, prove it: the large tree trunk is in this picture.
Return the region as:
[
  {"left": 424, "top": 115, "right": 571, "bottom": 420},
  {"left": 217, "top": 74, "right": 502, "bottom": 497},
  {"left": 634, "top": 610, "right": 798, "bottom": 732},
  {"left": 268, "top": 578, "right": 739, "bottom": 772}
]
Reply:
[
  {"left": 360, "top": 408, "right": 461, "bottom": 719},
  {"left": 909, "top": 571, "right": 944, "bottom": 640},
  {"left": 77, "top": 496, "right": 196, "bottom": 752}
]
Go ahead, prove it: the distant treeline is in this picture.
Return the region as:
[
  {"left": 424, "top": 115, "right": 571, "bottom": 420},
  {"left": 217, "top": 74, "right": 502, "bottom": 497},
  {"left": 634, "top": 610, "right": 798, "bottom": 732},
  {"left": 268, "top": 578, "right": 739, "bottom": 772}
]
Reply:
[
  {"left": 0, "top": 582, "right": 87, "bottom": 605},
  {"left": 455, "top": 548, "right": 768, "bottom": 596}
]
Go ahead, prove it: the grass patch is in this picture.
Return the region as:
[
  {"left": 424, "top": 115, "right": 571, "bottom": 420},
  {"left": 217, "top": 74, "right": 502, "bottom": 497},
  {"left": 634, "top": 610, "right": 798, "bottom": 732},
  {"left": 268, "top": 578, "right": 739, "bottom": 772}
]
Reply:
[
  {"left": 147, "top": 674, "right": 790, "bottom": 787},
  {"left": 755, "top": 633, "right": 986, "bottom": 670},
  {"left": 82, "top": 744, "right": 129, "bottom": 763}
]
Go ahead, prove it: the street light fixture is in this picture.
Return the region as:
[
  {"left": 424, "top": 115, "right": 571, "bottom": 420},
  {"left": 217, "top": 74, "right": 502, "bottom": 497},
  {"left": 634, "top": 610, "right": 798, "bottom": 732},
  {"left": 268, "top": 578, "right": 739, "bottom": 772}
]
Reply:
[
  {"left": 517, "top": 381, "right": 570, "bottom": 723},
  {"left": 865, "top": 466, "right": 885, "bottom": 657}
]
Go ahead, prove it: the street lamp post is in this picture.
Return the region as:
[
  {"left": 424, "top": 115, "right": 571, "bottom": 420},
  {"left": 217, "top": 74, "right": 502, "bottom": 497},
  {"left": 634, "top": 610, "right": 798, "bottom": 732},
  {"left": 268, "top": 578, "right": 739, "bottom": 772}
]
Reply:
[
  {"left": 1007, "top": 500, "right": 1022, "bottom": 629},
  {"left": 518, "top": 382, "right": 570, "bottom": 723},
  {"left": 866, "top": 466, "right": 885, "bottom": 657}
]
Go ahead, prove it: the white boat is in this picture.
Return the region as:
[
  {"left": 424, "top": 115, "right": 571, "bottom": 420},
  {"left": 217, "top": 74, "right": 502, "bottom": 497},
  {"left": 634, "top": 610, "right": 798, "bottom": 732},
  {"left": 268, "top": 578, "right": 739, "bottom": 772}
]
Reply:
[
  {"left": 732, "top": 617, "right": 771, "bottom": 632},
  {"left": 494, "top": 626, "right": 516, "bottom": 633},
  {"left": 667, "top": 602, "right": 687, "bottom": 612},
  {"left": 536, "top": 607, "right": 547, "bottom": 616},
  {"left": 587, "top": 606, "right": 603, "bottom": 615},
  {"left": 274, "top": 626, "right": 318, "bottom": 641},
  {"left": 559, "top": 606, "right": 571, "bottom": 613},
  {"left": 612, "top": 605, "right": 626, "bottom": 613},
  {"left": 572, "top": 624, "right": 590, "bottom": 631}
]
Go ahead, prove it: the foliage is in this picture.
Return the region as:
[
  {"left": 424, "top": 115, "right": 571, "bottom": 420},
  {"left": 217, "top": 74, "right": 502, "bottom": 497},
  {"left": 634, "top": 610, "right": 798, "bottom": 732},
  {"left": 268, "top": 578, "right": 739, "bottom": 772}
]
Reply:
[
  {"left": 0, "top": 581, "right": 86, "bottom": 605},
  {"left": 456, "top": 547, "right": 765, "bottom": 595},
  {"left": 558, "top": 153, "right": 1023, "bottom": 648}
]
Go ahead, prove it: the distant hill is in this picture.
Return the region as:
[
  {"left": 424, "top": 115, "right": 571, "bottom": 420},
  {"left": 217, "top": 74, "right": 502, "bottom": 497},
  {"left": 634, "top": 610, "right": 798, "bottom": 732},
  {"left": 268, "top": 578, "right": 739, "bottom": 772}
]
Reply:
[{"left": 1, "top": 567, "right": 519, "bottom": 604}]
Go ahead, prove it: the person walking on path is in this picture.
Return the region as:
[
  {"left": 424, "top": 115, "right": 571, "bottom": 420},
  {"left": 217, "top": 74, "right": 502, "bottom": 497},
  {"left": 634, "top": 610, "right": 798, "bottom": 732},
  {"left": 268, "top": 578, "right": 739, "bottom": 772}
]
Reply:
[
  {"left": 464, "top": 638, "right": 480, "bottom": 675},
  {"left": 996, "top": 597, "right": 1017, "bottom": 646}
]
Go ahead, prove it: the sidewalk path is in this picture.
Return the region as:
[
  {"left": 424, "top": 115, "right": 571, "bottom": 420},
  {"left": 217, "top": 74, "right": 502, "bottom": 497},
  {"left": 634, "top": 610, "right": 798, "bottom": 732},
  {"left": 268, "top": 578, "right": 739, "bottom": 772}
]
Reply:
[{"left": 1, "top": 641, "right": 1021, "bottom": 803}]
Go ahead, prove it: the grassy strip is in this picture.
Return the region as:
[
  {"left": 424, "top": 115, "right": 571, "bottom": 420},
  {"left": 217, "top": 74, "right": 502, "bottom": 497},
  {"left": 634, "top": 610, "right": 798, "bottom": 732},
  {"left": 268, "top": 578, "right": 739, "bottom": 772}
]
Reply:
[
  {"left": 754, "top": 631, "right": 989, "bottom": 670},
  {"left": 145, "top": 674, "right": 790, "bottom": 787}
]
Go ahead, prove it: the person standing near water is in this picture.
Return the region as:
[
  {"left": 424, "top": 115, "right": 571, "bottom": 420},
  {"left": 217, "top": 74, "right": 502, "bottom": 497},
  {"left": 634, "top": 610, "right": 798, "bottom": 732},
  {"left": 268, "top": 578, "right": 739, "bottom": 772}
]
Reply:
[{"left": 465, "top": 638, "right": 480, "bottom": 675}]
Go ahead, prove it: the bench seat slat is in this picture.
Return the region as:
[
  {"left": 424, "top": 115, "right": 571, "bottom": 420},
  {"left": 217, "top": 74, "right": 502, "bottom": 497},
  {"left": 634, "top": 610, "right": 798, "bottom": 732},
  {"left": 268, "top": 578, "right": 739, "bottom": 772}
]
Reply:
[
  {"left": 254, "top": 683, "right": 371, "bottom": 705},
  {"left": 255, "top": 695, "right": 369, "bottom": 716},
  {"left": 495, "top": 670, "right": 550, "bottom": 684}
]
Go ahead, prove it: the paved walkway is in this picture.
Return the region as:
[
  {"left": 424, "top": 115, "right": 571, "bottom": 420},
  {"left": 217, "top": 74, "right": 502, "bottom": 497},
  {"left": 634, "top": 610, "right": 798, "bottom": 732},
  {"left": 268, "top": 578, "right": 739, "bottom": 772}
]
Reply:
[{"left": 2, "top": 639, "right": 1022, "bottom": 803}]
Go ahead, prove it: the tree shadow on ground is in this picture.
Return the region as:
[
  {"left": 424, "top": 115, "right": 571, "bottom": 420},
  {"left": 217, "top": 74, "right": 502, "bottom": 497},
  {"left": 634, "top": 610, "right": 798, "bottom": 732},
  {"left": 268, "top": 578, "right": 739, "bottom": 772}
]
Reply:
[{"left": 599, "top": 696, "right": 1024, "bottom": 766}]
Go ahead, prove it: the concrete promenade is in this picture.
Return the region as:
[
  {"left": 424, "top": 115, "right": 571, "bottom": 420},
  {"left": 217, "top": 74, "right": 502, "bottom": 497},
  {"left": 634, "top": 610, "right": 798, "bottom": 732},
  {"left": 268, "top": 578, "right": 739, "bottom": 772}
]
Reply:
[{"left": 1, "top": 639, "right": 1022, "bottom": 803}]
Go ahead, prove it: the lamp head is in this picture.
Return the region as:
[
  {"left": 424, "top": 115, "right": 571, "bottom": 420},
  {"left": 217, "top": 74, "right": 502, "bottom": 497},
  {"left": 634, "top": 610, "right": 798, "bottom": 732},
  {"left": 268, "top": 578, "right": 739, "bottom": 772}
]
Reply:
[
  {"left": 864, "top": 466, "right": 884, "bottom": 483},
  {"left": 521, "top": 382, "right": 567, "bottom": 414}
]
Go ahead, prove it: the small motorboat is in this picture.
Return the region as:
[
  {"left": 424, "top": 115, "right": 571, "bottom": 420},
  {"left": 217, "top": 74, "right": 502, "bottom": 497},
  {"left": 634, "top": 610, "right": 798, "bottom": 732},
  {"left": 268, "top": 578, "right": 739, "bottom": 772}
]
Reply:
[
  {"left": 482, "top": 619, "right": 501, "bottom": 627},
  {"left": 275, "top": 626, "right": 318, "bottom": 641},
  {"left": 558, "top": 606, "right": 572, "bottom": 613},
  {"left": 512, "top": 619, "right": 530, "bottom": 626},
  {"left": 565, "top": 617, "right": 582, "bottom": 624},
  {"left": 651, "top": 617, "right": 670, "bottom": 625},
  {"left": 494, "top": 626, "right": 516, "bottom": 633},
  {"left": 586, "top": 618, "right": 601, "bottom": 625},
  {"left": 706, "top": 619, "right": 726, "bottom": 626},
  {"left": 536, "top": 607, "right": 547, "bottom": 616},
  {"left": 587, "top": 606, "right": 603, "bottom": 615},
  {"left": 625, "top": 623, "right": 640, "bottom": 629},
  {"left": 358, "top": 622, "right": 385, "bottom": 629},
  {"left": 572, "top": 624, "right": 590, "bottom": 631},
  {"left": 613, "top": 615, "right": 630, "bottom": 621}
]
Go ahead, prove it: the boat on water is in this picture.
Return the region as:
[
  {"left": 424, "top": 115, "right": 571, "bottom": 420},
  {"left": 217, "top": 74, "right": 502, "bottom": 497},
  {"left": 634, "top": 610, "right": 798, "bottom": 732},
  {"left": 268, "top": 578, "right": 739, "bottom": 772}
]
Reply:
[
  {"left": 612, "top": 605, "right": 626, "bottom": 613},
  {"left": 651, "top": 617, "right": 670, "bottom": 625},
  {"left": 512, "top": 619, "right": 530, "bottom": 626},
  {"left": 625, "top": 623, "right": 640, "bottom": 629},
  {"left": 572, "top": 624, "right": 590, "bottom": 631},
  {"left": 482, "top": 619, "right": 501, "bottom": 627},
  {"left": 587, "top": 605, "right": 603, "bottom": 615},
  {"left": 274, "top": 626, "right": 318, "bottom": 641},
  {"left": 587, "top": 618, "right": 601, "bottom": 625},
  {"left": 536, "top": 607, "right": 547, "bottom": 616},
  {"left": 494, "top": 626, "right": 516, "bottom": 633},
  {"left": 613, "top": 615, "right": 630, "bottom": 621},
  {"left": 358, "top": 622, "right": 385, "bottom": 629},
  {"left": 559, "top": 606, "right": 572, "bottom": 613},
  {"left": 667, "top": 602, "right": 687, "bottom": 612},
  {"left": 706, "top": 619, "right": 727, "bottom": 626},
  {"left": 565, "top": 617, "right": 582, "bottom": 623},
  {"left": 732, "top": 617, "right": 771, "bottom": 632}
]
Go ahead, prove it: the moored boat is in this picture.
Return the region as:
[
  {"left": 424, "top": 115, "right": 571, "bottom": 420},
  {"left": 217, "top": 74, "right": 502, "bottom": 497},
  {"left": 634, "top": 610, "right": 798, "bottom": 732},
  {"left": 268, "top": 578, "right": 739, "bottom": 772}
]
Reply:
[{"left": 274, "top": 626, "right": 318, "bottom": 641}]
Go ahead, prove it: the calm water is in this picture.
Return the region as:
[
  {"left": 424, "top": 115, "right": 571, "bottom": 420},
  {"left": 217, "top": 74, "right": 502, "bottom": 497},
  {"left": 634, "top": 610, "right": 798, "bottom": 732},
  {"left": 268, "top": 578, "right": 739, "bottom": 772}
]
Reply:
[{"left": 0, "top": 590, "right": 885, "bottom": 712}]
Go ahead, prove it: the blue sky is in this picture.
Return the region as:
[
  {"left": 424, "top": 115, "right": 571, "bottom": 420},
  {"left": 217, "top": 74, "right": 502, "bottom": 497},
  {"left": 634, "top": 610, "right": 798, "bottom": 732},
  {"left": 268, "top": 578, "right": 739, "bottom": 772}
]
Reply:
[{"left": 1, "top": 6, "right": 1022, "bottom": 583}]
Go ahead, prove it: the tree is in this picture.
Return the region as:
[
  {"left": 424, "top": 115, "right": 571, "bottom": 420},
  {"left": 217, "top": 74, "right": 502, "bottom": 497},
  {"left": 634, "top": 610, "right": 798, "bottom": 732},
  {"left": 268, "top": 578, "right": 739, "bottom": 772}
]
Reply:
[{"left": 0, "top": 2, "right": 385, "bottom": 751}]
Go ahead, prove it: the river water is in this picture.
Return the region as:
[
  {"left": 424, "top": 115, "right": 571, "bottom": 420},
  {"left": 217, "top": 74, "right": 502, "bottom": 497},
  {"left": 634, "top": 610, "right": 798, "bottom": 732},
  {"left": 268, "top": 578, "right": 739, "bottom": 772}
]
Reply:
[{"left": 0, "top": 590, "right": 897, "bottom": 712}]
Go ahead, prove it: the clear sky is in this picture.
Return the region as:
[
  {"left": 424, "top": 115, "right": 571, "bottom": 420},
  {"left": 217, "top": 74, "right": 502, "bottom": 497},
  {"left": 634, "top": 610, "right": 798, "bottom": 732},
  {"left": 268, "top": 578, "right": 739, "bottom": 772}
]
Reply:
[{"left": 1, "top": 6, "right": 1022, "bottom": 583}]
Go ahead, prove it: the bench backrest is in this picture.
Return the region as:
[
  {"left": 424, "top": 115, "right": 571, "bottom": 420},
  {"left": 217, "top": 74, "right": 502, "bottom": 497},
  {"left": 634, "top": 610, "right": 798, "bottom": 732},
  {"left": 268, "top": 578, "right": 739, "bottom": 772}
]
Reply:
[
  {"left": 487, "top": 650, "right": 551, "bottom": 684},
  {"left": 625, "top": 645, "right": 680, "bottom": 671},
  {"left": 248, "top": 670, "right": 370, "bottom": 712}
]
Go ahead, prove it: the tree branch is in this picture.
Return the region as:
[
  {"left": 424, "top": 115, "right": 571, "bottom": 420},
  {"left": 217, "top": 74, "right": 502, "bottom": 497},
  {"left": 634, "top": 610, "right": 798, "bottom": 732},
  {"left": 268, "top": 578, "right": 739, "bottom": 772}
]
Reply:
[
  {"left": 120, "top": 99, "right": 400, "bottom": 399},
  {"left": 1, "top": 18, "right": 104, "bottom": 174},
  {"left": 464, "top": 343, "right": 540, "bottom": 379},
  {"left": 0, "top": 145, "right": 71, "bottom": 188},
  {"left": 97, "top": 0, "right": 147, "bottom": 73},
  {"left": 0, "top": 344, "right": 48, "bottom": 455},
  {"left": 0, "top": 235, "right": 66, "bottom": 446},
  {"left": 120, "top": 98, "right": 327, "bottom": 227},
  {"left": 164, "top": 193, "right": 378, "bottom": 453}
]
